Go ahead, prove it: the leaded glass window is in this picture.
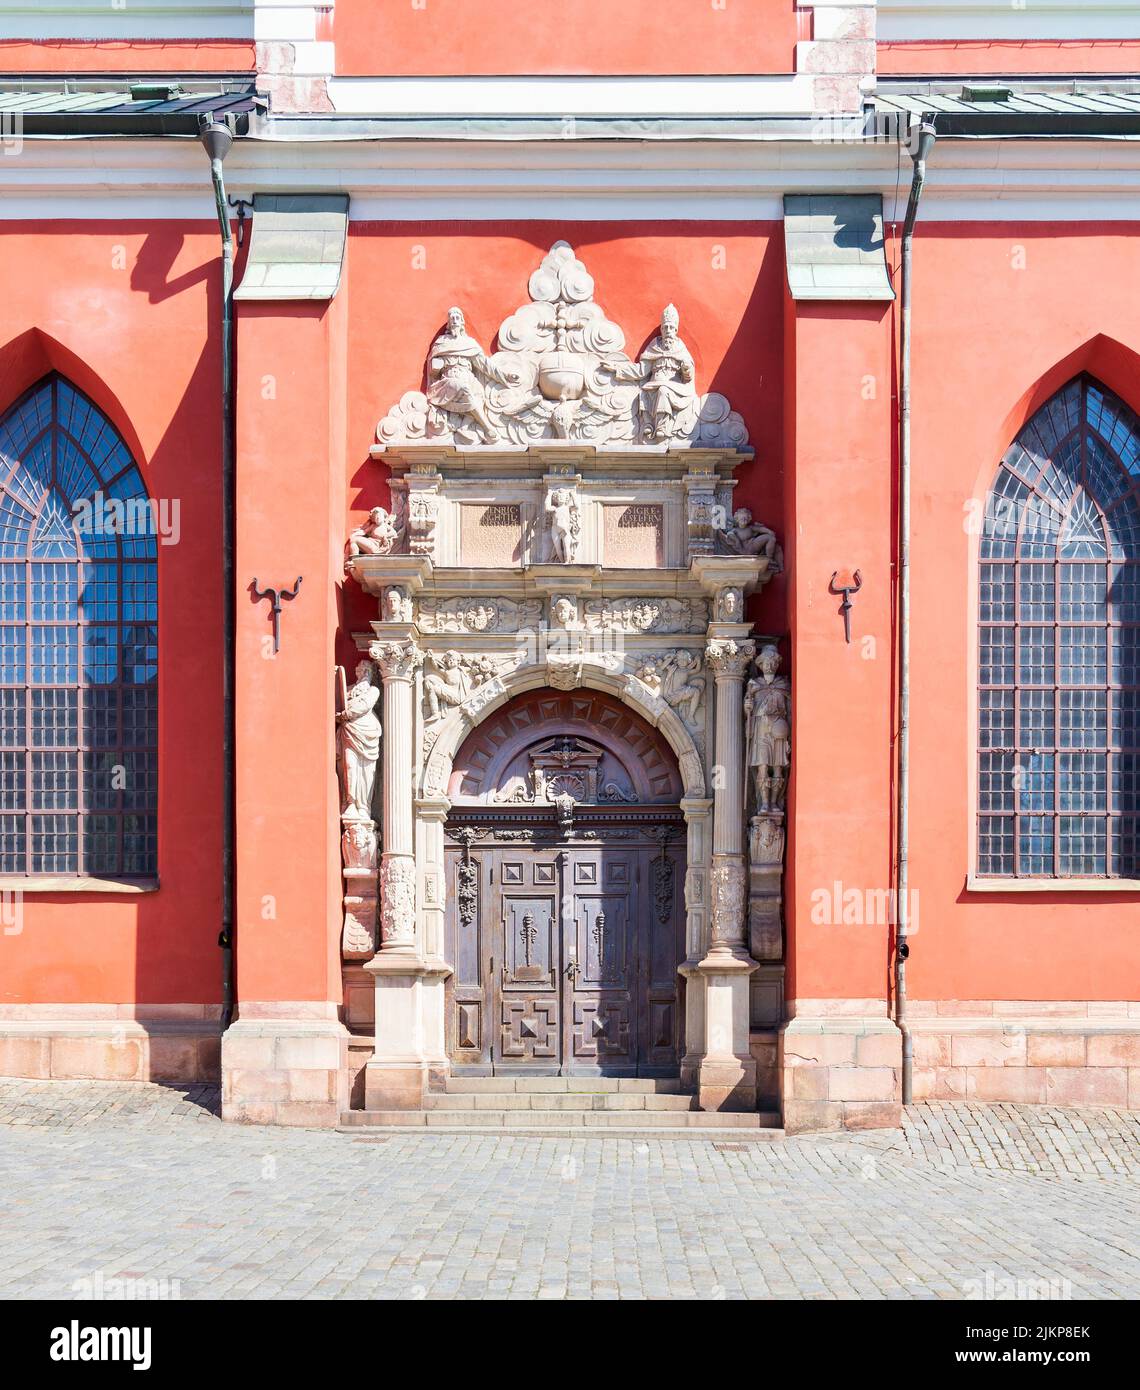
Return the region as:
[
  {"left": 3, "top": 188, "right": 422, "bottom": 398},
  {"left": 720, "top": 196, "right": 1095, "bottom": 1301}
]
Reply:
[
  {"left": 978, "top": 376, "right": 1140, "bottom": 878},
  {"left": 0, "top": 376, "right": 157, "bottom": 878}
]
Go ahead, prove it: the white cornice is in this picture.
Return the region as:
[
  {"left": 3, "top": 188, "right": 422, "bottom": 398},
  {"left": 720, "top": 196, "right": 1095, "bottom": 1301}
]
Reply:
[
  {"left": 324, "top": 75, "right": 819, "bottom": 119},
  {"left": 0, "top": 0, "right": 253, "bottom": 41},
  {"left": 1, "top": 136, "right": 1140, "bottom": 221},
  {"left": 879, "top": 0, "right": 1139, "bottom": 42}
]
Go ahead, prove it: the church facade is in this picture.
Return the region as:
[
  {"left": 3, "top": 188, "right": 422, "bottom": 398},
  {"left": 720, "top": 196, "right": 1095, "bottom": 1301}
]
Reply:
[{"left": 1, "top": 1, "right": 1138, "bottom": 1132}]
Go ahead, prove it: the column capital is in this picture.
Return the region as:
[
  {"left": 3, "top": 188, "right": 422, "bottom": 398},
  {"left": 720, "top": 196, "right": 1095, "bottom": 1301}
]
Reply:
[
  {"left": 705, "top": 637, "right": 755, "bottom": 678},
  {"left": 369, "top": 637, "right": 423, "bottom": 682}
]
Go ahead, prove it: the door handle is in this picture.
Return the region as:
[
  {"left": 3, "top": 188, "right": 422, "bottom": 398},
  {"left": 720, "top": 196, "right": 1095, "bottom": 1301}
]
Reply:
[{"left": 564, "top": 958, "right": 580, "bottom": 982}]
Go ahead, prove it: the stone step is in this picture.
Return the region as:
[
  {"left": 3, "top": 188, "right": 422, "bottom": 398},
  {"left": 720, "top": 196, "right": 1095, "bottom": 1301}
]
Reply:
[
  {"left": 425, "top": 1091, "right": 697, "bottom": 1112},
  {"left": 441, "top": 1076, "right": 682, "bottom": 1095},
  {"left": 340, "top": 1109, "right": 783, "bottom": 1131}
]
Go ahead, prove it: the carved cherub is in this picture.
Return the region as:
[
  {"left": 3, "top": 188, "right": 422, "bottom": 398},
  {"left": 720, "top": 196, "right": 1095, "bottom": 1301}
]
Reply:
[
  {"left": 662, "top": 649, "right": 705, "bottom": 726},
  {"left": 423, "top": 650, "right": 473, "bottom": 722},
  {"left": 546, "top": 487, "right": 581, "bottom": 563},
  {"left": 345, "top": 506, "right": 403, "bottom": 563},
  {"left": 552, "top": 596, "right": 577, "bottom": 628},
  {"left": 715, "top": 508, "right": 782, "bottom": 570}
]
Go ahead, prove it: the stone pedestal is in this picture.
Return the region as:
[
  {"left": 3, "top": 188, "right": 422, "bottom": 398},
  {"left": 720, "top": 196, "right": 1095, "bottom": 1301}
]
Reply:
[
  {"left": 779, "top": 1010, "right": 903, "bottom": 1133},
  {"left": 222, "top": 1011, "right": 351, "bottom": 1128}
]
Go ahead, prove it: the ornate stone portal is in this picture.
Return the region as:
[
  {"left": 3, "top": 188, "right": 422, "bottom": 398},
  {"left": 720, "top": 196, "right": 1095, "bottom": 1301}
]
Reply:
[{"left": 343, "top": 241, "right": 788, "bottom": 1113}]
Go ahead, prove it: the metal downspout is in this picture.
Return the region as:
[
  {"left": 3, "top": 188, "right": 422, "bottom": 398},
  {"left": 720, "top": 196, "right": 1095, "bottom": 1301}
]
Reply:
[
  {"left": 199, "top": 118, "right": 237, "bottom": 1033},
  {"left": 897, "top": 121, "right": 936, "bottom": 1107}
]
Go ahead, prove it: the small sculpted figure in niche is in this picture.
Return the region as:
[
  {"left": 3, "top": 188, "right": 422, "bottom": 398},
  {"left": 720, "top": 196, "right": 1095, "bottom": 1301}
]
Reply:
[{"left": 546, "top": 487, "right": 581, "bottom": 563}]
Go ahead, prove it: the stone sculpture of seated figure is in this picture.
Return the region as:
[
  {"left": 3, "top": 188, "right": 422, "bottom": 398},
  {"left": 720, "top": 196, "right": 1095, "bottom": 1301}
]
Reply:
[{"left": 715, "top": 508, "right": 781, "bottom": 569}]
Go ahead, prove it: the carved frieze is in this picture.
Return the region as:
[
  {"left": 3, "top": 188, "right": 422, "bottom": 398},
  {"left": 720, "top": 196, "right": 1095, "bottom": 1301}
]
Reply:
[
  {"left": 417, "top": 596, "right": 543, "bottom": 633},
  {"left": 582, "top": 597, "right": 706, "bottom": 634},
  {"left": 375, "top": 241, "right": 749, "bottom": 450}
]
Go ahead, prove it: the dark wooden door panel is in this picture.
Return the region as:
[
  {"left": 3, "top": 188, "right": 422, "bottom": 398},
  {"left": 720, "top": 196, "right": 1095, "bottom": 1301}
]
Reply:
[
  {"left": 446, "top": 821, "right": 685, "bottom": 1077},
  {"left": 493, "top": 850, "right": 563, "bottom": 1072},
  {"left": 563, "top": 850, "right": 638, "bottom": 1074},
  {"left": 444, "top": 843, "right": 492, "bottom": 1070},
  {"left": 639, "top": 846, "right": 686, "bottom": 1074}
]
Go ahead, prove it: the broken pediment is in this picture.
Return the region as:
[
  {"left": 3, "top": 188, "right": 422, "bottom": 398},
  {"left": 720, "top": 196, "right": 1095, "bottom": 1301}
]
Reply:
[{"left": 375, "top": 241, "right": 749, "bottom": 451}]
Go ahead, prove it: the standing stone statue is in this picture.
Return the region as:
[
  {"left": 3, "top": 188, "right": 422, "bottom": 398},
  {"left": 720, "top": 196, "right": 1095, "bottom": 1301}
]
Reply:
[
  {"left": 744, "top": 644, "right": 790, "bottom": 812},
  {"left": 546, "top": 486, "right": 581, "bottom": 563},
  {"left": 337, "top": 660, "right": 382, "bottom": 818}
]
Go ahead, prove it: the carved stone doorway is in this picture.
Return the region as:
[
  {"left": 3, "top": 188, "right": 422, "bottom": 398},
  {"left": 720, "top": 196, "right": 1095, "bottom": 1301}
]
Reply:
[{"left": 442, "top": 689, "right": 688, "bottom": 1077}]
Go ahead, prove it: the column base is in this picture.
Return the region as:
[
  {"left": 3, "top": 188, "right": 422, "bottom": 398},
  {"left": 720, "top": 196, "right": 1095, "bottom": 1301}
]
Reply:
[
  {"left": 697, "top": 1057, "right": 759, "bottom": 1113},
  {"left": 694, "top": 949, "right": 758, "bottom": 1113},
  {"left": 779, "top": 1009, "right": 902, "bottom": 1134},
  {"left": 361, "top": 951, "right": 442, "bottom": 1110},
  {"left": 222, "top": 1012, "right": 350, "bottom": 1128}
]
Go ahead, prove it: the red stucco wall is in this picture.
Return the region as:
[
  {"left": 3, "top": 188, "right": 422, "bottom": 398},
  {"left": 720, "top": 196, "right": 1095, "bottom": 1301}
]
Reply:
[
  {"left": 0, "top": 224, "right": 224, "bottom": 1008},
  {"left": 3, "top": 217, "right": 1138, "bottom": 1017},
  {"left": 333, "top": 0, "right": 798, "bottom": 77}
]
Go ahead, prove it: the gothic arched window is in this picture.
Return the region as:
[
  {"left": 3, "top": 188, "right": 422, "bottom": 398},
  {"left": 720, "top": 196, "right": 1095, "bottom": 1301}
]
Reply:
[
  {"left": 0, "top": 376, "right": 157, "bottom": 878},
  {"left": 978, "top": 375, "right": 1140, "bottom": 879}
]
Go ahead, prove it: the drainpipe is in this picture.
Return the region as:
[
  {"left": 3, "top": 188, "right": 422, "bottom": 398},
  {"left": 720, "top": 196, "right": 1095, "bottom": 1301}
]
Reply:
[
  {"left": 199, "top": 118, "right": 237, "bottom": 1032},
  {"left": 896, "top": 119, "right": 936, "bottom": 1107}
]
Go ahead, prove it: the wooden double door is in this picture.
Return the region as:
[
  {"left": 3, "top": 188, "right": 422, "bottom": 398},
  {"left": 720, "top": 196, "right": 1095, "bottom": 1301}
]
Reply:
[{"left": 444, "top": 823, "right": 686, "bottom": 1076}]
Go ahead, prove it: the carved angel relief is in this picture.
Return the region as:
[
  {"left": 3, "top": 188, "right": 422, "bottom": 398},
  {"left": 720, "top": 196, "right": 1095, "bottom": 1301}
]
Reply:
[{"left": 376, "top": 242, "right": 749, "bottom": 450}]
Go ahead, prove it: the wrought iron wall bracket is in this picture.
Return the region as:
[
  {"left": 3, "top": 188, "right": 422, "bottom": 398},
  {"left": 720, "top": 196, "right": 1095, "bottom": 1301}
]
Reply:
[
  {"left": 252, "top": 575, "right": 302, "bottom": 653},
  {"left": 828, "top": 570, "right": 862, "bottom": 644}
]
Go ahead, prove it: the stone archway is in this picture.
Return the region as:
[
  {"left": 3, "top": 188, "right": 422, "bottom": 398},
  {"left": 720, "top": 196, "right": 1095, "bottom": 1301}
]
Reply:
[{"left": 441, "top": 688, "right": 690, "bottom": 1077}]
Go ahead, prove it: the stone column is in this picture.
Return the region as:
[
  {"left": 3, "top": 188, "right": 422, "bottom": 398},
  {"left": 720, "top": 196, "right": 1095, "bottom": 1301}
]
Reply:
[
  {"left": 696, "top": 637, "right": 759, "bottom": 1111},
  {"left": 708, "top": 638, "right": 753, "bottom": 951},
  {"left": 372, "top": 638, "right": 420, "bottom": 952},
  {"left": 363, "top": 637, "right": 429, "bottom": 1110}
]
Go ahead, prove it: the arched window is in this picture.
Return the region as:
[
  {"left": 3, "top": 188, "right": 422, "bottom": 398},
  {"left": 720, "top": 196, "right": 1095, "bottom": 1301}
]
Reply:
[
  {"left": 0, "top": 376, "right": 157, "bottom": 879},
  {"left": 978, "top": 375, "right": 1140, "bottom": 879}
]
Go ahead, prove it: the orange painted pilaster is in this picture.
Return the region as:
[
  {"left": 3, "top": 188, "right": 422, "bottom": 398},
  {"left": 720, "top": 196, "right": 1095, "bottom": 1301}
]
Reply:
[
  {"left": 780, "top": 289, "right": 900, "bottom": 1132},
  {"left": 232, "top": 296, "right": 347, "bottom": 1015}
]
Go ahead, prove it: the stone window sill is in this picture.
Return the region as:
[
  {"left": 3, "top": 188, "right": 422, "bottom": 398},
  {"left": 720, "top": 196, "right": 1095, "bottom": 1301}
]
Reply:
[
  {"left": 966, "top": 874, "right": 1140, "bottom": 894},
  {"left": 0, "top": 877, "right": 160, "bottom": 895}
]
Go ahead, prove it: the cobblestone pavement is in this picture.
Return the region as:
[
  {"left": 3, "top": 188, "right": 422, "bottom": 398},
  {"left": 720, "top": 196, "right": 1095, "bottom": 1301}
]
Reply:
[{"left": 0, "top": 1080, "right": 1136, "bottom": 1300}]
